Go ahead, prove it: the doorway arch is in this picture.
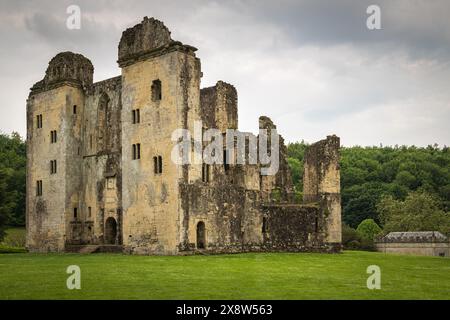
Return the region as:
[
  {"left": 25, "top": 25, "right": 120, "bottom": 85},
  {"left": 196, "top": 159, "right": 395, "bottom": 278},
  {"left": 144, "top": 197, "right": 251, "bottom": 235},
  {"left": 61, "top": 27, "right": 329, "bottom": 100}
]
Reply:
[
  {"left": 196, "top": 221, "right": 206, "bottom": 249},
  {"left": 104, "top": 217, "right": 117, "bottom": 244}
]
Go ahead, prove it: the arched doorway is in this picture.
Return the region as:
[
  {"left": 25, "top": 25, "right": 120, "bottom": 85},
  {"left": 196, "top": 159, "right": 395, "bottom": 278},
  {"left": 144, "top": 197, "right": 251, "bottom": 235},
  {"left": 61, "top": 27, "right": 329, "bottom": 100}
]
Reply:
[
  {"left": 104, "top": 217, "right": 117, "bottom": 244},
  {"left": 196, "top": 221, "right": 206, "bottom": 249}
]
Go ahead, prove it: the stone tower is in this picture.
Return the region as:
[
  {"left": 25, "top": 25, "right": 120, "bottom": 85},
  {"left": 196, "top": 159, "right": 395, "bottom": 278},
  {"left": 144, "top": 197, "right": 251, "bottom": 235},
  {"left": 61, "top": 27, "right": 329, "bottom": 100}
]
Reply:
[
  {"left": 26, "top": 52, "right": 93, "bottom": 251},
  {"left": 118, "top": 17, "right": 202, "bottom": 254}
]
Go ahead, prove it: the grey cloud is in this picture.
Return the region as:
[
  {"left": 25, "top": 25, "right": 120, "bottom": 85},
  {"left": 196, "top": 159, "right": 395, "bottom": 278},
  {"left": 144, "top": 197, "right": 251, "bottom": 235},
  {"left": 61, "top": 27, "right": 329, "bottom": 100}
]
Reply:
[{"left": 0, "top": 0, "right": 449, "bottom": 147}]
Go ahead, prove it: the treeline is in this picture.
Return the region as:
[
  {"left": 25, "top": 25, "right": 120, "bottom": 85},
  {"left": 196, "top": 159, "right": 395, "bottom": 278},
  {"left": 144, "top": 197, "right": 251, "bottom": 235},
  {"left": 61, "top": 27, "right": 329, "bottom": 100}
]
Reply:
[
  {"left": 0, "top": 132, "right": 449, "bottom": 244},
  {"left": 0, "top": 132, "right": 26, "bottom": 239},
  {"left": 288, "top": 141, "right": 450, "bottom": 244}
]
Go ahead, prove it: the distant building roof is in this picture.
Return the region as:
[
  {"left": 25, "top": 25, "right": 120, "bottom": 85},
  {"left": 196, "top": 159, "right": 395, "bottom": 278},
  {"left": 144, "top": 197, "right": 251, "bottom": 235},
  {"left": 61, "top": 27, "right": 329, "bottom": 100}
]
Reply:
[{"left": 378, "top": 231, "right": 448, "bottom": 243}]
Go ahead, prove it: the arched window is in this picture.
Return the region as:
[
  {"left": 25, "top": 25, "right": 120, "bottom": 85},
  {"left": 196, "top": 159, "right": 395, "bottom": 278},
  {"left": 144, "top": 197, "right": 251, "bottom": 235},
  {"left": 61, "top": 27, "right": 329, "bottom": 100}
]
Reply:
[{"left": 196, "top": 221, "right": 206, "bottom": 249}]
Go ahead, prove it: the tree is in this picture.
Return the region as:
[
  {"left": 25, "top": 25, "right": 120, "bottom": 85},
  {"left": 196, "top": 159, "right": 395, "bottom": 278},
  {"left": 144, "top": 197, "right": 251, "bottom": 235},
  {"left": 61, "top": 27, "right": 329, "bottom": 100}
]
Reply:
[
  {"left": 342, "top": 224, "right": 361, "bottom": 250},
  {"left": 356, "top": 219, "right": 382, "bottom": 241},
  {"left": 377, "top": 191, "right": 450, "bottom": 236},
  {"left": 0, "top": 132, "right": 26, "bottom": 236}
]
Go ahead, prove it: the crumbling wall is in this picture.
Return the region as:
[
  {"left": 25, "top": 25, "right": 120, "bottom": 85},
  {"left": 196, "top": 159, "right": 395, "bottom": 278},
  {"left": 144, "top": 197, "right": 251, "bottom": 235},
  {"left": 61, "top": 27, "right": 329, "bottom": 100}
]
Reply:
[
  {"left": 118, "top": 17, "right": 173, "bottom": 65},
  {"left": 303, "top": 135, "right": 341, "bottom": 248},
  {"left": 200, "top": 81, "right": 238, "bottom": 131},
  {"left": 31, "top": 52, "right": 93, "bottom": 94},
  {"left": 258, "top": 116, "right": 294, "bottom": 202},
  {"left": 261, "top": 204, "right": 332, "bottom": 251},
  {"left": 179, "top": 182, "right": 262, "bottom": 253}
]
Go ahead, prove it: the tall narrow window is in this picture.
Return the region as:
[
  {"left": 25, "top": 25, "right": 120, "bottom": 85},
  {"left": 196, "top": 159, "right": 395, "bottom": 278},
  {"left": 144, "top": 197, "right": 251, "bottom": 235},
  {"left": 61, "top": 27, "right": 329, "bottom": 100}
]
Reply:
[
  {"left": 132, "top": 109, "right": 140, "bottom": 124},
  {"left": 50, "top": 130, "right": 57, "bottom": 143},
  {"left": 202, "top": 164, "right": 210, "bottom": 182},
  {"left": 223, "top": 149, "right": 230, "bottom": 172},
  {"left": 88, "top": 207, "right": 92, "bottom": 218},
  {"left": 36, "top": 180, "right": 43, "bottom": 196},
  {"left": 89, "top": 135, "right": 93, "bottom": 149},
  {"left": 132, "top": 144, "right": 141, "bottom": 160},
  {"left": 73, "top": 105, "right": 77, "bottom": 114},
  {"left": 154, "top": 156, "right": 162, "bottom": 174},
  {"left": 36, "top": 114, "right": 42, "bottom": 129},
  {"left": 50, "top": 160, "right": 57, "bottom": 174},
  {"left": 262, "top": 217, "right": 267, "bottom": 233},
  {"left": 73, "top": 207, "right": 78, "bottom": 219},
  {"left": 151, "top": 80, "right": 162, "bottom": 101}
]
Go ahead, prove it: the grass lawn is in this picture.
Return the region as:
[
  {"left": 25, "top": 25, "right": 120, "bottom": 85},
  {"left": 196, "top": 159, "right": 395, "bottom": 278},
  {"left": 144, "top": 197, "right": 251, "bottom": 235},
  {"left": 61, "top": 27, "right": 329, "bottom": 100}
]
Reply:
[{"left": 0, "top": 251, "right": 448, "bottom": 300}]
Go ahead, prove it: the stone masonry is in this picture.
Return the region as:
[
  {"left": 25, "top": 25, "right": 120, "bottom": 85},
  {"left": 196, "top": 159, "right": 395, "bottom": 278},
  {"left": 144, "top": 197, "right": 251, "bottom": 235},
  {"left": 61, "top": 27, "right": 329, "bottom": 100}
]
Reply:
[{"left": 26, "top": 17, "right": 342, "bottom": 254}]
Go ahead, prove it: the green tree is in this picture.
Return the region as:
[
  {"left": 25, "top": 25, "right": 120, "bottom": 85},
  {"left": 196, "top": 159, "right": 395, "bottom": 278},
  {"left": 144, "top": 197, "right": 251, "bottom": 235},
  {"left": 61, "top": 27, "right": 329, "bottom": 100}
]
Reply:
[
  {"left": 0, "top": 132, "right": 26, "bottom": 237},
  {"left": 378, "top": 191, "right": 450, "bottom": 236},
  {"left": 356, "top": 219, "right": 382, "bottom": 241}
]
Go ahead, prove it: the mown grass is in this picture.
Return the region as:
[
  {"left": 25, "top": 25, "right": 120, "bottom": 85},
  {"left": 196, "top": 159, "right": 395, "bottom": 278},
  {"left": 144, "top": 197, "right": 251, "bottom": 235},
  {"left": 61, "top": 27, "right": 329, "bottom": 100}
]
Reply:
[{"left": 0, "top": 251, "right": 448, "bottom": 300}]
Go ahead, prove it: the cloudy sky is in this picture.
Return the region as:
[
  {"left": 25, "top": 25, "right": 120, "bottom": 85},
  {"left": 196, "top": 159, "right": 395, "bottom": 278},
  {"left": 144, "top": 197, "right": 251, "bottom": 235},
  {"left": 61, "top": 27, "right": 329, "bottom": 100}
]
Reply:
[{"left": 0, "top": 0, "right": 449, "bottom": 147}]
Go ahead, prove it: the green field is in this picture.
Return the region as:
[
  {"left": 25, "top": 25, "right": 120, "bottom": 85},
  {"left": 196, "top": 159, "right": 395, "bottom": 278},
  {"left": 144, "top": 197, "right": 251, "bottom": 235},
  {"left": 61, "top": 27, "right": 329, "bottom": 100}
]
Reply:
[{"left": 0, "top": 251, "right": 448, "bottom": 299}]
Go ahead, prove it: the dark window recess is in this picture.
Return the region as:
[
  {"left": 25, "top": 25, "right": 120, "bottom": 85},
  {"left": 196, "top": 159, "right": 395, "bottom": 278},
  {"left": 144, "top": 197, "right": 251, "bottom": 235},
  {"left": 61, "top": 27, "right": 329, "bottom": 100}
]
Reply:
[
  {"left": 50, "top": 130, "right": 57, "bottom": 143},
  {"left": 223, "top": 149, "right": 230, "bottom": 172},
  {"left": 262, "top": 217, "right": 267, "bottom": 233},
  {"left": 202, "top": 164, "right": 210, "bottom": 183},
  {"left": 50, "top": 160, "right": 57, "bottom": 174},
  {"left": 73, "top": 105, "right": 77, "bottom": 114},
  {"left": 196, "top": 221, "right": 206, "bottom": 249},
  {"left": 36, "top": 180, "right": 43, "bottom": 196},
  {"left": 154, "top": 156, "right": 163, "bottom": 174},
  {"left": 88, "top": 207, "right": 91, "bottom": 218},
  {"left": 132, "top": 109, "right": 140, "bottom": 124},
  {"left": 73, "top": 208, "right": 78, "bottom": 219},
  {"left": 36, "top": 114, "right": 43, "bottom": 129},
  {"left": 132, "top": 144, "right": 141, "bottom": 160},
  {"left": 151, "top": 80, "right": 162, "bottom": 101}
]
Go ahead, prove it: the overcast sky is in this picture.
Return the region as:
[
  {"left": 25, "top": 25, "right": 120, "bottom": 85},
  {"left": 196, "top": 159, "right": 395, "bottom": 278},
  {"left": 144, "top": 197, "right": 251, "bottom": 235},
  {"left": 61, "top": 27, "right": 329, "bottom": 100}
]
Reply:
[{"left": 1, "top": 0, "right": 449, "bottom": 147}]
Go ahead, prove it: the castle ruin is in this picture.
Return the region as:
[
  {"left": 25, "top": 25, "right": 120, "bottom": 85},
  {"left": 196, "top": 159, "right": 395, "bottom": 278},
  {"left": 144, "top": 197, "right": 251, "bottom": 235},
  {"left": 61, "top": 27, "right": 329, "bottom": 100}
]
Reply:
[{"left": 26, "top": 17, "right": 341, "bottom": 254}]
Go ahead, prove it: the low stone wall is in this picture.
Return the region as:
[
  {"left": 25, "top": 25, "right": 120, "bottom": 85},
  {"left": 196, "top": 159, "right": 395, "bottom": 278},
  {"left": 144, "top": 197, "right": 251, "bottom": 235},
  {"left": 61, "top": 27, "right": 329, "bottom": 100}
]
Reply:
[{"left": 375, "top": 242, "right": 449, "bottom": 257}]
